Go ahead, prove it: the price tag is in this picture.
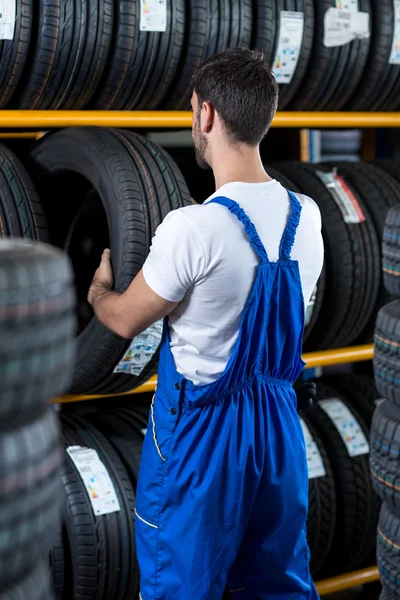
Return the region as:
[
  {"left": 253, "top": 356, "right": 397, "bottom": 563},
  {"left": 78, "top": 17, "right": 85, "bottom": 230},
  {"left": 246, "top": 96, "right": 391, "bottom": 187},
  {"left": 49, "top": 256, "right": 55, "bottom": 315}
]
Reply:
[
  {"left": 301, "top": 419, "right": 327, "bottom": 479},
  {"left": 0, "top": 0, "right": 16, "bottom": 40},
  {"left": 114, "top": 320, "right": 163, "bottom": 376},
  {"left": 319, "top": 399, "right": 369, "bottom": 457},
  {"left": 140, "top": 0, "right": 167, "bottom": 32},
  {"left": 273, "top": 12, "right": 304, "bottom": 85},
  {"left": 67, "top": 446, "right": 121, "bottom": 516},
  {"left": 324, "top": 7, "right": 370, "bottom": 47},
  {"left": 389, "top": 1, "right": 400, "bottom": 64}
]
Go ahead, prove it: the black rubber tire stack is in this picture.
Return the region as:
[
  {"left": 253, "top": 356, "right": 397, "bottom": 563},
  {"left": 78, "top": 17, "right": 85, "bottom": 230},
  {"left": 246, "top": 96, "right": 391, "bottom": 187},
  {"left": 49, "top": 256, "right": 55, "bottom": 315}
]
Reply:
[
  {"left": 30, "top": 127, "right": 191, "bottom": 395},
  {"left": 372, "top": 222, "right": 400, "bottom": 594},
  {"left": 300, "top": 413, "right": 336, "bottom": 578},
  {"left": 272, "top": 161, "right": 375, "bottom": 350},
  {"left": 291, "top": 0, "right": 372, "bottom": 110},
  {"left": 303, "top": 383, "right": 377, "bottom": 575},
  {"left": 0, "top": 240, "right": 76, "bottom": 598},
  {"left": 252, "top": 0, "right": 314, "bottom": 110},
  {"left": 347, "top": 0, "right": 400, "bottom": 111}
]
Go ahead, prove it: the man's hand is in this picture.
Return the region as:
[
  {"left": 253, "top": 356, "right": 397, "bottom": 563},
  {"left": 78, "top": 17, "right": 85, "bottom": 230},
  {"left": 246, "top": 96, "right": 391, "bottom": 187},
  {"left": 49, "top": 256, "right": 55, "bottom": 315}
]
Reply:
[{"left": 88, "top": 248, "right": 114, "bottom": 306}]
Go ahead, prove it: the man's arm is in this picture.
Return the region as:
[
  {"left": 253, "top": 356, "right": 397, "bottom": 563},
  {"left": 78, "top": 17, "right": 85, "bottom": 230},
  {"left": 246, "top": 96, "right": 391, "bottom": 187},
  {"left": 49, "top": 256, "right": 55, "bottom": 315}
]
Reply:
[{"left": 88, "top": 249, "right": 177, "bottom": 339}]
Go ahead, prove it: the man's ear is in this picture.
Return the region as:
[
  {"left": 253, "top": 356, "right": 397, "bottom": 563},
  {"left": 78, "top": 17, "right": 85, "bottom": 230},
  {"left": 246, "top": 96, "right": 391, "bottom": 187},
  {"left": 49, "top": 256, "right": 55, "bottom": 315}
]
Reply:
[{"left": 201, "top": 101, "right": 215, "bottom": 134}]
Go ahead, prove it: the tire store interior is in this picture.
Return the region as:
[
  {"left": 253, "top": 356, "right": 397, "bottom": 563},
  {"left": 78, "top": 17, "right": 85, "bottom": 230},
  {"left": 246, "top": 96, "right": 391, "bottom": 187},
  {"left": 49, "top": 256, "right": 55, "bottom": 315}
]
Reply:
[{"left": 1, "top": 1, "right": 400, "bottom": 599}]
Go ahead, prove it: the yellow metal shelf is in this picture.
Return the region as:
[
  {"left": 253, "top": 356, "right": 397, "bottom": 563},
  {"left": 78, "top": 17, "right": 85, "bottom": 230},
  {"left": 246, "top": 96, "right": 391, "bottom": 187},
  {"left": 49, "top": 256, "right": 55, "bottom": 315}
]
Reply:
[
  {"left": 316, "top": 566, "right": 379, "bottom": 596},
  {"left": 52, "top": 344, "right": 373, "bottom": 404},
  {"left": 0, "top": 111, "right": 399, "bottom": 129}
]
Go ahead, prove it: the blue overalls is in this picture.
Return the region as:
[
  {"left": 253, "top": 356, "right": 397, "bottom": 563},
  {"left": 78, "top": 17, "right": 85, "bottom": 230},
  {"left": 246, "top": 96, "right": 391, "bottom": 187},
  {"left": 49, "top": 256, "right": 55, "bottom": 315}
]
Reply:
[{"left": 135, "top": 193, "right": 319, "bottom": 600}]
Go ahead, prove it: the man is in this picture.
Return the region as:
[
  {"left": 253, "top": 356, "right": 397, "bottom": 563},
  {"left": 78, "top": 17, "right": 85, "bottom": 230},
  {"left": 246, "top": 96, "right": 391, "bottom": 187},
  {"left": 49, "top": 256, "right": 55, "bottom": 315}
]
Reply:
[{"left": 88, "top": 49, "right": 324, "bottom": 600}]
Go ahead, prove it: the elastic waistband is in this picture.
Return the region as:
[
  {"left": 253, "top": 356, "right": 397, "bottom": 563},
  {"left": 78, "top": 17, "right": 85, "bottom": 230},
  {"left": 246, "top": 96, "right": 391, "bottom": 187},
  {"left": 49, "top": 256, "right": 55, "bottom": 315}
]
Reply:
[{"left": 181, "top": 373, "right": 293, "bottom": 410}]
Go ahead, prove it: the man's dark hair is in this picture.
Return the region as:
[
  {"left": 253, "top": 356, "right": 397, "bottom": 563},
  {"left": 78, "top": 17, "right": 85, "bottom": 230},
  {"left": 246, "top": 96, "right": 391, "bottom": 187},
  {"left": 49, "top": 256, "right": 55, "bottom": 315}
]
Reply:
[{"left": 193, "top": 48, "right": 279, "bottom": 146}]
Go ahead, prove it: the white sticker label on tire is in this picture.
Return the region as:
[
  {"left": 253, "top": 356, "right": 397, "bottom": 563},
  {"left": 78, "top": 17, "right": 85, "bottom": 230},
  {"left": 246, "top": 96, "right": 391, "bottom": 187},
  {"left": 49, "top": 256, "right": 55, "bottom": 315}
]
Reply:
[
  {"left": 140, "top": 0, "right": 167, "bottom": 32},
  {"left": 67, "top": 446, "right": 121, "bottom": 516},
  {"left": 0, "top": 0, "right": 16, "bottom": 40},
  {"left": 114, "top": 320, "right": 163, "bottom": 377},
  {"left": 272, "top": 12, "right": 304, "bottom": 85},
  {"left": 316, "top": 169, "right": 365, "bottom": 224},
  {"left": 389, "top": 1, "right": 400, "bottom": 64},
  {"left": 301, "top": 419, "right": 327, "bottom": 479},
  {"left": 319, "top": 399, "right": 369, "bottom": 457},
  {"left": 324, "top": 7, "right": 370, "bottom": 47}
]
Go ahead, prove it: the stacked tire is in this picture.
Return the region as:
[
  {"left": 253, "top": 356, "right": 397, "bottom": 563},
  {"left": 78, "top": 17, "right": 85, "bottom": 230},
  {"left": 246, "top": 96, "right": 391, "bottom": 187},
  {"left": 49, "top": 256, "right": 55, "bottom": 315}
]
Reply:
[
  {"left": 372, "top": 203, "right": 400, "bottom": 598},
  {"left": 268, "top": 161, "right": 400, "bottom": 349},
  {"left": 302, "top": 375, "right": 379, "bottom": 577},
  {"left": 1, "top": 0, "right": 400, "bottom": 110},
  {"left": 0, "top": 241, "right": 76, "bottom": 599},
  {"left": 48, "top": 407, "right": 148, "bottom": 599}
]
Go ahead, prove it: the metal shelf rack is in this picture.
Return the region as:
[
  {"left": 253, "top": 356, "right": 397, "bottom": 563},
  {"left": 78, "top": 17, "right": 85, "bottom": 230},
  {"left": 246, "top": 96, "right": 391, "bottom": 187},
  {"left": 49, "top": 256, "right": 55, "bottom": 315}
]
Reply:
[
  {"left": 4, "top": 110, "right": 381, "bottom": 596},
  {"left": 0, "top": 110, "right": 399, "bottom": 129}
]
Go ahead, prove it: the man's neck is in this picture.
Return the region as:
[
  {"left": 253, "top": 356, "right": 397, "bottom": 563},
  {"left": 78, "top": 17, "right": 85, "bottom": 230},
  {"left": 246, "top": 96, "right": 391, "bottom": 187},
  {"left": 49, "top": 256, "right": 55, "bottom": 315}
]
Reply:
[{"left": 211, "top": 145, "right": 272, "bottom": 190}]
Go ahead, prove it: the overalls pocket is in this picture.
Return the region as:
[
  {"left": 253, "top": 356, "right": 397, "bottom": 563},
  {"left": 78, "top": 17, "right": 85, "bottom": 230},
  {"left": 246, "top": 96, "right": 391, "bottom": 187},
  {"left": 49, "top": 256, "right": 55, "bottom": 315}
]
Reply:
[{"left": 150, "top": 392, "right": 179, "bottom": 465}]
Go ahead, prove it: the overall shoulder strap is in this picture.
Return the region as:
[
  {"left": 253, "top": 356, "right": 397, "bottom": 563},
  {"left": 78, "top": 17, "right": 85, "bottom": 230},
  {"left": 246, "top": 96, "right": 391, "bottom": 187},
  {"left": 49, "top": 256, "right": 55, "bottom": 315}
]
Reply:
[
  {"left": 207, "top": 196, "right": 269, "bottom": 263},
  {"left": 279, "top": 190, "right": 302, "bottom": 261}
]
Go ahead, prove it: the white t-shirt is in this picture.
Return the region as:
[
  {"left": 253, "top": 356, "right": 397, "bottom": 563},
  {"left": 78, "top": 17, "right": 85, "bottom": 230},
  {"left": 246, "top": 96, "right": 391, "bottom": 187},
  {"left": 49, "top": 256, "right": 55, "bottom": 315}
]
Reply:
[{"left": 143, "top": 180, "right": 324, "bottom": 385}]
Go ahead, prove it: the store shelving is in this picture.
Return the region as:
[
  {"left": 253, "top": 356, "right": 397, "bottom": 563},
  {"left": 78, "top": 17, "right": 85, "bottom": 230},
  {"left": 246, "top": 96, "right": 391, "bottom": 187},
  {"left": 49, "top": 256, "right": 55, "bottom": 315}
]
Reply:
[
  {"left": 0, "top": 111, "right": 400, "bottom": 129},
  {"left": 316, "top": 566, "right": 379, "bottom": 596},
  {"left": 51, "top": 344, "right": 374, "bottom": 404}
]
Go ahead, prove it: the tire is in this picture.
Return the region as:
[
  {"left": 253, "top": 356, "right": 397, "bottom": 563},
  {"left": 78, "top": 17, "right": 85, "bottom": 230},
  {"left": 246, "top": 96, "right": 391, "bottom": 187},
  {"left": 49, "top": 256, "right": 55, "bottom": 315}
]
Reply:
[
  {"left": 0, "top": 240, "right": 76, "bottom": 423},
  {"left": 291, "top": 0, "right": 371, "bottom": 110},
  {"left": 380, "top": 587, "right": 397, "bottom": 600},
  {"left": 301, "top": 413, "right": 336, "bottom": 578},
  {"left": 377, "top": 503, "right": 400, "bottom": 594},
  {"left": 321, "top": 374, "right": 379, "bottom": 428},
  {"left": 273, "top": 0, "right": 315, "bottom": 110},
  {"left": 374, "top": 301, "right": 400, "bottom": 408},
  {"left": 30, "top": 127, "right": 190, "bottom": 395},
  {"left": 48, "top": 529, "right": 65, "bottom": 600},
  {"left": 324, "top": 162, "right": 384, "bottom": 342},
  {"left": 373, "top": 160, "right": 400, "bottom": 189},
  {"left": 304, "top": 383, "right": 377, "bottom": 574},
  {"left": 348, "top": 0, "right": 400, "bottom": 111},
  {"left": 0, "top": 0, "right": 33, "bottom": 108},
  {"left": 227, "top": 0, "right": 253, "bottom": 50},
  {"left": 370, "top": 401, "right": 400, "bottom": 509},
  {"left": 94, "top": 0, "right": 184, "bottom": 110},
  {"left": 0, "top": 409, "right": 62, "bottom": 589},
  {"left": 273, "top": 161, "right": 366, "bottom": 349},
  {"left": 87, "top": 411, "right": 144, "bottom": 486},
  {"left": 163, "top": 0, "right": 219, "bottom": 110},
  {"left": 0, "top": 143, "right": 48, "bottom": 242},
  {"left": 0, "top": 560, "right": 53, "bottom": 600},
  {"left": 61, "top": 414, "right": 139, "bottom": 600},
  {"left": 383, "top": 204, "right": 400, "bottom": 296},
  {"left": 252, "top": 0, "right": 276, "bottom": 58}
]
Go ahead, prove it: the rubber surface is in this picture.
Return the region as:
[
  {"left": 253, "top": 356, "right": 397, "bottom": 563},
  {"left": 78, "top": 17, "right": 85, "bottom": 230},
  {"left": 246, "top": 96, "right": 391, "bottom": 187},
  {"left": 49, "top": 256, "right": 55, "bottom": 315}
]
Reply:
[
  {"left": 383, "top": 204, "right": 400, "bottom": 296},
  {"left": 30, "top": 127, "right": 190, "bottom": 394},
  {"left": 370, "top": 401, "right": 400, "bottom": 510},
  {"left": 374, "top": 301, "right": 400, "bottom": 408},
  {"left": 301, "top": 412, "right": 336, "bottom": 578},
  {"left": 0, "top": 560, "right": 53, "bottom": 600},
  {"left": 321, "top": 373, "right": 379, "bottom": 428},
  {"left": 0, "top": 240, "right": 75, "bottom": 424},
  {"left": 0, "top": 0, "right": 33, "bottom": 108},
  {"left": 304, "top": 384, "right": 377, "bottom": 575},
  {"left": 0, "top": 409, "right": 62, "bottom": 590},
  {"left": 61, "top": 414, "right": 139, "bottom": 600},
  {"left": 348, "top": 0, "right": 400, "bottom": 111},
  {"left": 377, "top": 503, "right": 400, "bottom": 594},
  {"left": 273, "top": 161, "right": 365, "bottom": 349},
  {"left": 292, "top": 0, "right": 371, "bottom": 110}
]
